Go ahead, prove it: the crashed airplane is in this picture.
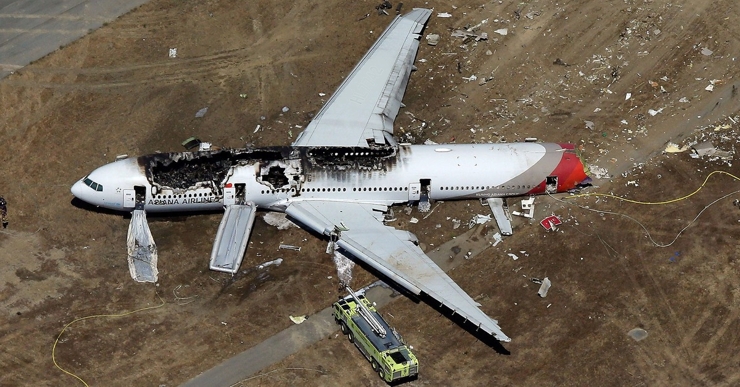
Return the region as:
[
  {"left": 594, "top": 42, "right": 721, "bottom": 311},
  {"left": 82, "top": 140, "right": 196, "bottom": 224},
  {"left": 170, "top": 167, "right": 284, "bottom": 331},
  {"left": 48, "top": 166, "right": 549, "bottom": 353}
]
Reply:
[{"left": 71, "top": 8, "right": 590, "bottom": 343}]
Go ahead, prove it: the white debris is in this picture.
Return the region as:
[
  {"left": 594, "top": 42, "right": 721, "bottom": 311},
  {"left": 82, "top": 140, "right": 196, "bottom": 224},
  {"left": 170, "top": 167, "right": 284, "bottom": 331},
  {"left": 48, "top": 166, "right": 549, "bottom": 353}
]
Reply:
[
  {"left": 679, "top": 97, "right": 689, "bottom": 103},
  {"left": 701, "top": 47, "right": 713, "bottom": 56},
  {"left": 263, "top": 212, "right": 298, "bottom": 230},
  {"left": 621, "top": 119, "right": 629, "bottom": 125},
  {"left": 452, "top": 219, "right": 461, "bottom": 229},
  {"left": 625, "top": 92, "right": 632, "bottom": 100},
  {"left": 437, "top": 12, "right": 452, "bottom": 18},
  {"left": 584, "top": 120, "right": 595, "bottom": 130},
  {"left": 409, "top": 217, "right": 419, "bottom": 224},
  {"left": 424, "top": 139, "right": 438, "bottom": 145},
  {"left": 426, "top": 34, "right": 440, "bottom": 46},
  {"left": 281, "top": 106, "right": 290, "bottom": 113},
  {"left": 706, "top": 84, "right": 714, "bottom": 92},
  {"left": 507, "top": 253, "right": 519, "bottom": 261},
  {"left": 289, "top": 315, "right": 307, "bottom": 324},
  {"left": 258, "top": 258, "right": 283, "bottom": 270},
  {"left": 494, "top": 28, "right": 508, "bottom": 36},
  {"left": 648, "top": 108, "right": 663, "bottom": 116},
  {"left": 318, "top": 92, "right": 326, "bottom": 97},
  {"left": 463, "top": 74, "right": 478, "bottom": 82},
  {"left": 538, "top": 277, "right": 551, "bottom": 297},
  {"left": 664, "top": 142, "right": 689, "bottom": 153},
  {"left": 168, "top": 48, "right": 177, "bottom": 58},
  {"left": 195, "top": 107, "right": 208, "bottom": 118},
  {"left": 491, "top": 232, "right": 503, "bottom": 247},
  {"left": 253, "top": 124, "right": 261, "bottom": 133},
  {"left": 589, "top": 165, "right": 610, "bottom": 179},
  {"left": 469, "top": 214, "right": 491, "bottom": 227},
  {"left": 278, "top": 244, "right": 301, "bottom": 251}
]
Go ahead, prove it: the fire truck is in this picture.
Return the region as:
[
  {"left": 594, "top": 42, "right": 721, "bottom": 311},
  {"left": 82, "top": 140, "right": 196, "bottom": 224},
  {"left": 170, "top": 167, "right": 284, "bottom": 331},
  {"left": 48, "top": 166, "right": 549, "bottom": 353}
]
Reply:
[{"left": 333, "top": 287, "right": 419, "bottom": 383}]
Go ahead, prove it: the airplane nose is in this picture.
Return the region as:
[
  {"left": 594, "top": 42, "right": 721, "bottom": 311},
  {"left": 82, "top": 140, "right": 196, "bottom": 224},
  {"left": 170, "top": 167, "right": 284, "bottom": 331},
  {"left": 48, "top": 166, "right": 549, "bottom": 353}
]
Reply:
[{"left": 71, "top": 180, "right": 90, "bottom": 202}]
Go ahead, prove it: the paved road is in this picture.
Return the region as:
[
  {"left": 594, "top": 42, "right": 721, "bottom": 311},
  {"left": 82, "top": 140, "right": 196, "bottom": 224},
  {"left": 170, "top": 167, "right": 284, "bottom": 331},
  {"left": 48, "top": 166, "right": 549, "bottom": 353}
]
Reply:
[
  {"left": 181, "top": 225, "right": 497, "bottom": 387},
  {"left": 0, "top": 0, "right": 150, "bottom": 79}
]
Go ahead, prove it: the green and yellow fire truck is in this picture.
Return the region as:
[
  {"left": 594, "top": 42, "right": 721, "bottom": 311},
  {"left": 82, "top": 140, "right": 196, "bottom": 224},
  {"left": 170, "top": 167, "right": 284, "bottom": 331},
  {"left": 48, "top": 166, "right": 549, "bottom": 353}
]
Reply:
[{"left": 333, "top": 287, "right": 419, "bottom": 383}]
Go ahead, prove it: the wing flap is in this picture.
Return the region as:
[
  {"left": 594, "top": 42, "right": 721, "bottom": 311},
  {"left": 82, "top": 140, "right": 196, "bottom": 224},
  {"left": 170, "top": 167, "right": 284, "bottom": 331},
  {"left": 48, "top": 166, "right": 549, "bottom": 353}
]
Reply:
[{"left": 285, "top": 200, "right": 511, "bottom": 342}]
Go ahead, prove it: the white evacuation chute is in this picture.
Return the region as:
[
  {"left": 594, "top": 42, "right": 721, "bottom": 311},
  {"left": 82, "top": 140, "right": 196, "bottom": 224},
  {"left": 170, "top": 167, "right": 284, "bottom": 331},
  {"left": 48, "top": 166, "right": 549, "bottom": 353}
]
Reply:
[{"left": 127, "top": 209, "right": 158, "bottom": 283}]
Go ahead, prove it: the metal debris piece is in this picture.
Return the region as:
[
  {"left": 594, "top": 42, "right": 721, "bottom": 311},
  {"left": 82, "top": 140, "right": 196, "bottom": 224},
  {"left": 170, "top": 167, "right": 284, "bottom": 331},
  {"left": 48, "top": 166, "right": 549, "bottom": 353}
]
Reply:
[
  {"left": 628, "top": 328, "right": 648, "bottom": 341},
  {"left": 426, "top": 34, "right": 440, "bottom": 46},
  {"left": 279, "top": 244, "right": 301, "bottom": 251},
  {"left": 540, "top": 215, "right": 562, "bottom": 231},
  {"left": 491, "top": 232, "right": 503, "bottom": 246},
  {"left": 258, "top": 258, "right": 283, "bottom": 270},
  {"left": 494, "top": 28, "right": 508, "bottom": 36},
  {"left": 538, "top": 277, "right": 551, "bottom": 297},
  {"left": 437, "top": 12, "right": 452, "bottom": 18},
  {"left": 468, "top": 214, "right": 491, "bottom": 228},
  {"left": 181, "top": 136, "right": 202, "bottom": 150},
  {"left": 691, "top": 141, "right": 717, "bottom": 157},
  {"left": 451, "top": 30, "right": 488, "bottom": 41},
  {"left": 648, "top": 108, "right": 663, "bottom": 116}
]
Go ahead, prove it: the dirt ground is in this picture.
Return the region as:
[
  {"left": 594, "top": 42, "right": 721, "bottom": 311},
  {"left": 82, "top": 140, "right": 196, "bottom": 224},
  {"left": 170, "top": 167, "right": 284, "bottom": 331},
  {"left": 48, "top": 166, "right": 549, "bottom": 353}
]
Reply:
[{"left": 1, "top": 0, "right": 739, "bottom": 386}]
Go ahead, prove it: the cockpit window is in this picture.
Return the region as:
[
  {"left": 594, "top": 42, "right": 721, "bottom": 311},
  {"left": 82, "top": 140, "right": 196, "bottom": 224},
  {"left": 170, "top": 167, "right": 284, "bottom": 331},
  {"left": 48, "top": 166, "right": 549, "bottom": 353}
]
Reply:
[{"left": 83, "top": 177, "right": 103, "bottom": 192}]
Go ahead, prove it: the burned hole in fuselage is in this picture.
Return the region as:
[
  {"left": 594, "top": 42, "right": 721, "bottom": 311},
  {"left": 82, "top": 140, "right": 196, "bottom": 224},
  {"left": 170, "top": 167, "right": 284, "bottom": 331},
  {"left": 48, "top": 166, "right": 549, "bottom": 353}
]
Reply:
[{"left": 261, "top": 165, "right": 289, "bottom": 188}]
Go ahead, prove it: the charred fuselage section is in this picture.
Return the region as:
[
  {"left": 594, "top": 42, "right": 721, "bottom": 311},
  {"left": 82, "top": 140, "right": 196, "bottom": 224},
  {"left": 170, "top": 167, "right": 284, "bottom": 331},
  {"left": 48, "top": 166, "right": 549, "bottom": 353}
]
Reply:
[
  {"left": 304, "top": 145, "right": 398, "bottom": 171},
  {"left": 139, "top": 147, "right": 291, "bottom": 193},
  {"left": 136, "top": 144, "right": 401, "bottom": 200}
]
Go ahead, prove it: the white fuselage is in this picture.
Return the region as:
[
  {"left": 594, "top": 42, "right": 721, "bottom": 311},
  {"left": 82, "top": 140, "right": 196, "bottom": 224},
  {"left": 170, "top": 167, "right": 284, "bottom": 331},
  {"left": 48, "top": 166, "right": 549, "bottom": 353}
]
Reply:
[{"left": 71, "top": 143, "right": 586, "bottom": 213}]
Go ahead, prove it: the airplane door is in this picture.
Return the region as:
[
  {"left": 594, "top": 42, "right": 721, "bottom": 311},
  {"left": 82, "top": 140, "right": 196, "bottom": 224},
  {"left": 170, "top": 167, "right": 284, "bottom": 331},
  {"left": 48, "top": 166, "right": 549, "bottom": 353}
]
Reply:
[
  {"left": 408, "top": 183, "right": 421, "bottom": 201},
  {"left": 546, "top": 176, "right": 558, "bottom": 193},
  {"left": 224, "top": 184, "right": 236, "bottom": 206},
  {"left": 123, "top": 189, "right": 136, "bottom": 208}
]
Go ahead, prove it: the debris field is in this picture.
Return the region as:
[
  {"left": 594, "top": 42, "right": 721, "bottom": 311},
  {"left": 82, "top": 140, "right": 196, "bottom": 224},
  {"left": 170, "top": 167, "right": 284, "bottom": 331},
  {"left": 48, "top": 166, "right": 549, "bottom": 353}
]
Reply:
[{"left": 1, "top": 0, "right": 739, "bottom": 386}]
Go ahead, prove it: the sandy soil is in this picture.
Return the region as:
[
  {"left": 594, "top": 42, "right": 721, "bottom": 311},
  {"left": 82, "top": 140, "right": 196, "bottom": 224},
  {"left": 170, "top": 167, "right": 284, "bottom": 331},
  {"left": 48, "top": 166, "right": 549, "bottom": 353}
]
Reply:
[{"left": 1, "top": 0, "right": 739, "bottom": 386}]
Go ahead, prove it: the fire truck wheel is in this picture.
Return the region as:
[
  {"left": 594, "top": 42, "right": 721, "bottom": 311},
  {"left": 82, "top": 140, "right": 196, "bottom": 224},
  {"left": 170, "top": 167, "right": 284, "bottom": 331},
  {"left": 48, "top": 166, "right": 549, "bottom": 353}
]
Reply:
[
  {"left": 340, "top": 321, "right": 348, "bottom": 334},
  {"left": 372, "top": 360, "right": 379, "bottom": 372},
  {"left": 348, "top": 331, "right": 355, "bottom": 343}
]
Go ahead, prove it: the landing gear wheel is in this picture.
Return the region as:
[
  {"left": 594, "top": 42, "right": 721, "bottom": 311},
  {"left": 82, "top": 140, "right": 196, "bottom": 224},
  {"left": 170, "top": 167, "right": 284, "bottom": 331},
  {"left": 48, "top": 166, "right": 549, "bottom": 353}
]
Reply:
[
  {"left": 348, "top": 331, "right": 355, "bottom": 343},
  {"left": 340, "top": 321, "right": 348, "bottom": 334}
]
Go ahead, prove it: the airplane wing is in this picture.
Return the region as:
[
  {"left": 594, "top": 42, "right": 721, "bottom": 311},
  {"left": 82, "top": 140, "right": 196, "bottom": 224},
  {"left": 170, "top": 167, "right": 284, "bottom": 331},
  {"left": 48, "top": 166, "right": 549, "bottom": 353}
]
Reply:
[
  {"left": 292, "top": 8, "right": 432, "bottom": 148},
  {"left": 285, "top": 200, "right": 511, "bottom": 342}
]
